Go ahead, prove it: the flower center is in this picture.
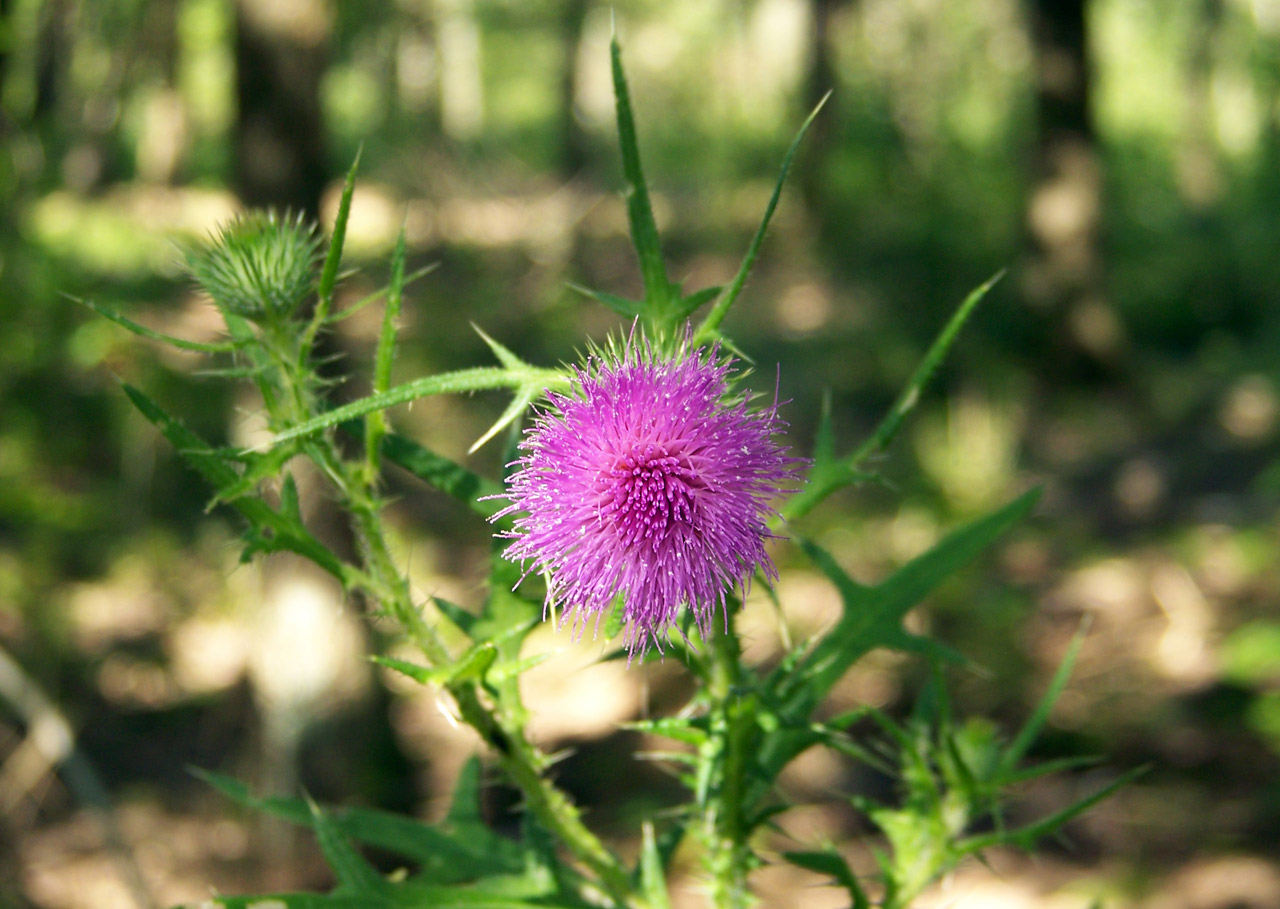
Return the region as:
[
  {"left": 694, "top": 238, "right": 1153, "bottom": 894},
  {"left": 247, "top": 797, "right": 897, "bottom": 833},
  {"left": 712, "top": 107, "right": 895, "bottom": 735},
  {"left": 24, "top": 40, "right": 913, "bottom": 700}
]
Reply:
[{"left": 598, "top": 444, "right": 699, "bottom": 546}]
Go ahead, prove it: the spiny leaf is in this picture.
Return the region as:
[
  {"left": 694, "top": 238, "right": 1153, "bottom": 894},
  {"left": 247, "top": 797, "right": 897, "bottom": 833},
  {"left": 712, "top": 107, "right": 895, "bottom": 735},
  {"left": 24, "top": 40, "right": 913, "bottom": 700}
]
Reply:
[
  {"left": 123, "top": 383, "right": 351, "bottom": 584},
  {"left": 672, "top": 284, "right": 724, "bottom": 322},
  {"left": 347, "top": 425, "right": 504, "bottom": 518},
  {"left": 610, "top": 33, "right": 674, "bottom": 316},
  {"left": 784, "top": 271, "right": 1005, "bottom": 522},
  {"left": 960, "top": 766, "right": 1148, "bottom": 854},
  {"left": 268, "top": 366, "right": 566, "bottom": 446},
  {"left": 326, "top": 263, "right": 438, "bottom": 323},
  {"left": 75, "top": 296, "right": 237, "bottom": 353},
  {"left": 696, "top": 91, "right": 830, "bottom": 344},
  {"left": 787, "top": 488, "right": 1040, "bottom": 705},
  {"left": 315, "top": 149, "right": 361, "bottom": 322},
  {"left": 469, "top": 383, "right": 539, "bottom": 454},
  {"left": 365, "top": 223, "right": 408, "bottom": 472},
  {"left": 782, "top": 848, "right": 869, "bottom": 909},
  {"left": 192, "top": 768, "right": 525, "bottom": 881},
  {"left": 568, "top": 282, "right": 643, "bottom": 318}
]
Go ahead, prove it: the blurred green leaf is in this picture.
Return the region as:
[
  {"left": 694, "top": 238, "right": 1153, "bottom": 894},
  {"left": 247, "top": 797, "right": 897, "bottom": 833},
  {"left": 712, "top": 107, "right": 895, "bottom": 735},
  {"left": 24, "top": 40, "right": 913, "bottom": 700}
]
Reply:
[
  {"left": 637, "top": 823, "right": 674, "bottom": 909},
  {"left": 307, "top": 794, "right": 390, "bottom": 896},
  {"left": 782, "top": 848, "right": 869, "bottom": 909},
  {"left": 122, "top": 383, "right": 353, "bottom": 585},
  {"left": 192, "top": 768, "right": 526, "bottom": 883}
]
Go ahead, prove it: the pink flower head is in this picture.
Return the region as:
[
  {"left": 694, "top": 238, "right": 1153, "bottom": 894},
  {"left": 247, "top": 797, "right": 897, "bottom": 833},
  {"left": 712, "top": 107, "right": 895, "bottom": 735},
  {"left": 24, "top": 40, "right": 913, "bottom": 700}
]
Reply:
[{"left": 491, "top": 330, "right": 800, "bottom": 656}]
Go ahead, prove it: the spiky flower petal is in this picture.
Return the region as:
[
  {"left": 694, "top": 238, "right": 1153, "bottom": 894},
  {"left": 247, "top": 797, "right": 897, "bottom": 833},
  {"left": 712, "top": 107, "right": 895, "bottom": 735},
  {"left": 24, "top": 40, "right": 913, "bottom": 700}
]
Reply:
[{"left": 492, "top": 331, "right": 801, "bottom": 655}]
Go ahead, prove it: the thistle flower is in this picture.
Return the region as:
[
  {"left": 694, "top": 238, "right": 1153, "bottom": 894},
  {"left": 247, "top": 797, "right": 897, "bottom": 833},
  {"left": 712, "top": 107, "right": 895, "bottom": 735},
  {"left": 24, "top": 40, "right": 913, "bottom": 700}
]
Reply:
[{"left": 492, "top": 330, "right": 801, "bottom": 656}]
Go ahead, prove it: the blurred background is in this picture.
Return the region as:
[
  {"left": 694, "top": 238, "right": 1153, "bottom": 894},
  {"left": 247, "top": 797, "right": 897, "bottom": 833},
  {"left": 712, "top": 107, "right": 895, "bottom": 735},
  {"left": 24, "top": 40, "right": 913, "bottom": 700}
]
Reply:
[{"left": 2, "top": 0, "right": 1280, "bottom": 906}]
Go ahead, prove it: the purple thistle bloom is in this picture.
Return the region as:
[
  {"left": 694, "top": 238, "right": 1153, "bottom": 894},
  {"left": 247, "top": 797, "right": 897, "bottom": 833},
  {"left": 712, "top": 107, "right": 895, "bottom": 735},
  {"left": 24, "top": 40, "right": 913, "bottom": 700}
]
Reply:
[{"left": 491, "top": 330, "right": 801, "bottom": 656}]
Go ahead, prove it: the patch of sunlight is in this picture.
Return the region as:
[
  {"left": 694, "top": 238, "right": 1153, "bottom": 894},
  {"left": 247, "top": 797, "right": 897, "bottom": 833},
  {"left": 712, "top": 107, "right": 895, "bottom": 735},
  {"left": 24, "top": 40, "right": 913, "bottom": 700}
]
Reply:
[
  {"left": 915, "top": 391, "right": 1023, "bottom": 515},
  {"left": 177, "top": 0, "right": 234, "bottom": 136},
  {"left": 519, "top": 621, "right": 644, "bottom": 742},
  {"left": 1093, "top": 0, "right": 1185, "bottom": 143},
  {"left": 324, "top": 63, "right": 385, "bottom": 140},
  {"left": 1220, "top": 620, "right": 1280, "bottom": 685},
  {"left": 1213, "top": 67, "right": 1263, "bottom": 158},
  {"left": 27, "top": 186, "right": 238, "bottom": 279}
]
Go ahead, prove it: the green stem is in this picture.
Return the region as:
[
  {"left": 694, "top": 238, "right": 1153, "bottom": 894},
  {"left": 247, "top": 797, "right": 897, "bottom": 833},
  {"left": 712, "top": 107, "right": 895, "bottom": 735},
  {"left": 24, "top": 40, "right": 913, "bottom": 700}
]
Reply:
[
  {"left": 314, "top": 435, "right": 637, "bottom": 907},
  {"left": 705, "top": 617, "right": 753, "bottom": 909}
]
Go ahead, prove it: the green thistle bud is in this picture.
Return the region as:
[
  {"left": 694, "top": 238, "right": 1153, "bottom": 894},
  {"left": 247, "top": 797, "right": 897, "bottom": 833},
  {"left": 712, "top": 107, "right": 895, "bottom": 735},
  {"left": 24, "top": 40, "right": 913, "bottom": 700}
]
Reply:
[{"left": 186, "top": 210, "right": 321, "bottom": 323}]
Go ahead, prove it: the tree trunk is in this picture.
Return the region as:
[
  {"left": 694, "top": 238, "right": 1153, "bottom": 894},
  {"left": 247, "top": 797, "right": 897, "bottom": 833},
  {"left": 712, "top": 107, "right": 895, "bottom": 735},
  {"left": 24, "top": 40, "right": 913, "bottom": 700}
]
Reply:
[
  {"left": 555, "top": 0, "right": 590, "bottom": 177},
  {"left": 234, "top": 0, "right": 330, "bottom": 216},
  {"left": 1023, "top": 0, "right": 1116, "bottom": 363}
]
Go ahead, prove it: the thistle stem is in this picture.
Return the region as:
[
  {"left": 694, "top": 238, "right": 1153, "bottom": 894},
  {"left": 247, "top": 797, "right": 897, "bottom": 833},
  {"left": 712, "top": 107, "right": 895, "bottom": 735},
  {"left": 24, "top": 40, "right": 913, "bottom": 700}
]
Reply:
[
  {"left": 313, "top": 435, "right": 637, "bottom": 908},
  {"left": 706, "top": 615, "right": 753, "bottom": 909}
]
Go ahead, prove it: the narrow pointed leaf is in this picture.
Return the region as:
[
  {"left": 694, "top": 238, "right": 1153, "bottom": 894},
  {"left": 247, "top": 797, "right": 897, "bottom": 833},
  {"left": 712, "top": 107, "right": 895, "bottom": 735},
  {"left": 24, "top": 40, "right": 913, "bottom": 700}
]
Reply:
[
  {"left": 346, "top": 425, "right": 504, "bottom": 517},
  {"left": 327, "top": 263, "right": 438, "bottom": 323},
  {"left": 960, "top": 766, "right": 1148, "bottom": 854},
  {"left": 123, "top": 383, "right": 351, "bottom": 584},
  {"left": 307, "top": 794, "right": 388, "bottom": 895},
  {"left": 192, "top": 768, "right": 525, "bottom": 880},
  {"left": 317, "top": 150, "right": 361, "bottom": 316},
  {"left": 270, "top": 367, "right": 565, "bottom": 446},
  {"left": 611, "top": 35, "right": 671, "bottom": 312},
  {"left": 469, "top": 385, "right": 537, "bottom": 454},
  {"left": 567, "top": 282, "right": 644, "bottom": 319},
  {"left": 696, "top": 92, "right": 829, "bottom": 343},
  {"left": 76, "top": 297, "right": 237, "bottom": 352},
  {"left": 673, "top": 284, "right": 724, "bottom": 321},
  {"left": 472, "top": 323, "right": 529, "bottom": 371},
  {"left": 637, "top": 822, "right": 673, "bottom": 909},
  {"left": 784, "top": 271, "right": 1005, "bottom": 522},
  {"left": 783, "top": 849, "right": 869, "bottom": 909},
  {"left": 1000, "top": 617, "right": 1090, "bottom": 777},
  {"left": 789, "top": 488, "right": 1040, "bottom": 705}
]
